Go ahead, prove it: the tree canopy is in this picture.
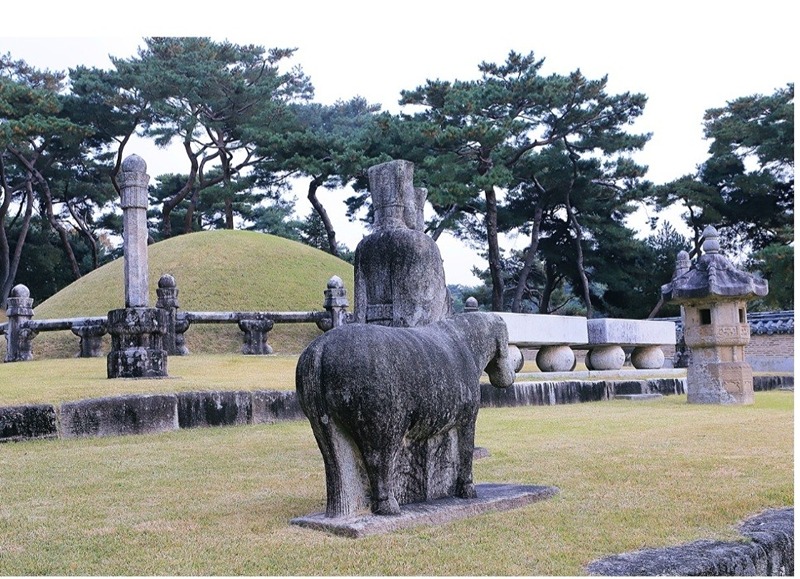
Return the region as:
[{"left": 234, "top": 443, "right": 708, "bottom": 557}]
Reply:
[{"left": 1, "top": 41, "right": 790, "bottom": 316}]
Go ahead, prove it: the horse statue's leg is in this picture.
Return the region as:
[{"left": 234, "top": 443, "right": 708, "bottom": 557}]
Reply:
[
  {"left": 358, "top": 435, "right": 403, "bottom": 515},
  {"left": 455, "top": 405, "right": 479, "bottom": 499}
]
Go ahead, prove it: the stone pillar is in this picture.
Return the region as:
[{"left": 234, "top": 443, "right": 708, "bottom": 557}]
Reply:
[
  {"left": 4, "top": 284, "right": 36, "bottom": 362},
  {"left": 107, "top": 155, "right": 168, "bottom": 378},
  {"left": 71, "top": 320, "right": 107, "bottom": 357},
  {"left": 156, "top": 274, "right": 188, "bottom": 355},
  {"left": 661, "top": 226, "right": 768, "bottom": 404},
  {"left": 321, "top": 275, "right": 349, "bottom": 330},
  {"left": 239, "top": 316, "right": 274, "bottom": 355}
]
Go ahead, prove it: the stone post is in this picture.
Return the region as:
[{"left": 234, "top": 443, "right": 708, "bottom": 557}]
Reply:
[
  {"left": 4, "top": 284, "right": 36, "bottom": 362},
  {"left": 322, "top": 276, "right": 349, "bottom": 329},
  {"left": 661, "top": 226, "right": 768, "bottom": 404},
  {"left": 71, "top": 320, "right": 107, "bottom": 357},
  {"left": 156, "top": 273, "right": 188, "bottom": 355},
  {"left": 106, "top": 155, "right": 168, "bottom": 378},
  {"left": 238, "top": 316, "right": 274, "bottom": 355}
]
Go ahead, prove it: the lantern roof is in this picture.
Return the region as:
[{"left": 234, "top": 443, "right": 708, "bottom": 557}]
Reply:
[{"left": 661, "top": 226, "right": 769, "bottom": 303}]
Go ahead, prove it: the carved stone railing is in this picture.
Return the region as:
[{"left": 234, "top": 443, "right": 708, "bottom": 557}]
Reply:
[
  {"left": 1, "top": 276, "right": 350, "bottom": 363},
  {"left": 466, "top": 298, "right": 677, "bottom": 373}
]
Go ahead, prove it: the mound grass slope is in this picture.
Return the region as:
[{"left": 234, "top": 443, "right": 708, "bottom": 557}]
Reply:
[{"left": 27, "top": 230, "right": 355, "bottom": 358}]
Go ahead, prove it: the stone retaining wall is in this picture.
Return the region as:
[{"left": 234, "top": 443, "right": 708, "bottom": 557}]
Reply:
[
  {"left": 587, "top": 507, "right": 794, "bottom": 576},
  {"left": 0, "top": 389, "right": 305, "bottom": 442},
  {"left": 1, "top": 376, "right": 791, "bottom": 443}
]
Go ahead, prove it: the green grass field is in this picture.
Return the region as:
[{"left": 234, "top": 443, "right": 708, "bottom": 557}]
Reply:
[{"left": 0, "top": 355, "right": 793, "bottom": 575}]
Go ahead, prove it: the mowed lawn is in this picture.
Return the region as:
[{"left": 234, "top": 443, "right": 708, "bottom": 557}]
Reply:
[{"left": 0, "top": 357, "right": 793, "bottom": 575}]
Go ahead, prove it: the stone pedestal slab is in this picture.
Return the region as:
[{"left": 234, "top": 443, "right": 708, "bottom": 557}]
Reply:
[{"left": 291, "top": 483, "right": 558, "bottom": 538}]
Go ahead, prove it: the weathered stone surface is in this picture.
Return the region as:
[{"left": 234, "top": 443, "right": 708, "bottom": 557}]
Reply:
[
  {"left": 587, "top": 318, "right": 675, "bottom": 347},
  {"left": 59, "top": 394, "right": 178, "bottom": 438},
  {"left": 587, "top": 345, "right": 626, "bottom": 371},
  {"left": 176, "top": 390, "right": 252, "bottom": 428},
  {"left": 321, "top": 275, "right": 349, "bottom": 329},
  {"left": 480, "top": 378, "right": 685, "bottom": 407},
  {"left": 0, "top": 404, "right": 58, "bottom": 441},
  {"left": 238, "top": 317, "right": 274, "bottom": 355},
  {"left": 754, "top": 375, "right": 794, "bottom": 391},
  {"left": 587, "top": 507, "right": 793, "bottom": 576},
  {"left": 251, "top": 390, "right": 305, "bottom": 423},
  {"left": 615, "top": 393, "right": 663, "bottom": 401},
  {"left": 354, "top": 160, "right": 451, "bottom": 327},
  {"left": 106, "top": 307, "right": 169, "bottom": 378},
  {"left": 156, "top": 273, "right": 188, "bottom": 355},
  {"left": 296, "top": 313, "right": 516, "bottom": 517},
  {"left": 291, "top": 483, "right": 558, "bottom": 538},
  {"left": 495, "top": 312, "right": 588, "bottom": 347},
  {"left": 630, "top": 345, "right": 666, "bottom": 369},
  {"left": 536, "top": 345, "right": 576, "bottom": 372},
  {"left": 71, "top": 319, "right": 107, "bottom": 357},
  {"left": 106, "top": 154, "right": 169, "bottom": 378},
  {"left": 4, "top": 284, "right": 36, "bottom": 362},
  {"left": 481, "top": 380, "right": 612, "bottom": 406},
  {"left": 662, "top": 227, "right": 768, "bottom": 303},
  {"left": 354, "top": 229, "right": 451, "bottom": 327},
  {"left": 118, "top": 154, "right": 151, "bottom": 309}
]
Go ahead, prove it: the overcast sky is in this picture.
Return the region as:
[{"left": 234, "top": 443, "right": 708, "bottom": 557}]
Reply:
[{"left": 2, "top": 0, "right": 794, "bottom": 284}]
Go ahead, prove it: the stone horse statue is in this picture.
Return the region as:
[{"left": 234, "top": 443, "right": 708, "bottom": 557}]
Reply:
[{"left": 296, "top": 312, "right": 518, "bottom": 517}]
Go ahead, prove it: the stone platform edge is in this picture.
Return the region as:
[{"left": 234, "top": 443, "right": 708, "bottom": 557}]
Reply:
[
  {"left": 290, "top": 483, "right": 559, "bottom": 538},
  {"left": 586, "top": 507, "right": 794, "bottom": 576},
  {"left": 1, "top": 375, "right": 792, "bottom": 443}
]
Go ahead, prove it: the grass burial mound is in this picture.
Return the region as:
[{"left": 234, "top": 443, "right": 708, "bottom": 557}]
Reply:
[{"left": 21, "top": 230, "right": 354, "bottom": 359}]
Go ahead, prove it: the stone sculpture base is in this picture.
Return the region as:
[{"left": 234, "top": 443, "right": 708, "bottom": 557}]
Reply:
[
  {"left": 290, "top": 483, "right": 558, "bottom": 538},
  {"left": 106, "top": 307, "right": 168, "bottom": 379},
  {"left": 687, "top": 361, "right": 754, "bottom": 404}
]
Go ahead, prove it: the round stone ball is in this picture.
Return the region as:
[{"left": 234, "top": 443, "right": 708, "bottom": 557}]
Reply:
[
  {"left": 158, "top": 274, "right": 176, "bottom": 288},
  {"left": 587, "top": 346, "right": 626, "bottom": 371},
  {"left": 10, "top": 284, "right": 30, "bottom": 298},
  {"left": 536, "top": 345, "right": 575, "bottom": 372},
  {"left": 631, "top": 346, "right": 666, "bottom": 370}
]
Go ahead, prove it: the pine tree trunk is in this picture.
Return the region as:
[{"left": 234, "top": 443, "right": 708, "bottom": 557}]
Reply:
[
  {"left": 0, "top": 179, "right": 34, "bottom": 306},
  {"left": 566, "top": 200, "right": 592, "bottom": 318},
  {"left": 225, "top": 197, "right": 234, "bottom": 229},
  {"left": 308, "top": 176, "right": 339, "bottom": 257},
  {"left": 42, "top": 184, "right": 82, "bottom": 281},
  {"left": 511, "top": 205, "right": 543, "bottom": 312},
  {"left": 484, "top": 186, "right": 504, "bottom": 311}
]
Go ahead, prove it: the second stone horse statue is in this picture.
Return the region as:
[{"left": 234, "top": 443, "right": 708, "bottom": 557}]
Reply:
[{"left": 296, "top": 312, "right": 518, "bottom": 517}]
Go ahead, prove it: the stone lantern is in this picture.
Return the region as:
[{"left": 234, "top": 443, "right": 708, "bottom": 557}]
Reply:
[{"left": 661, "top": 226, "right": 768, "bottom": 404}]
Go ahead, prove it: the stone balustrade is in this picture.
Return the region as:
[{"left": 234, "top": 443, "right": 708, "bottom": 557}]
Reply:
[
  {"left": 2, "top": 281, "right": 678, "bottom": 372},
  {"left": 1, "top": 276, "right": 350, "bottom": 363},
  {"left": 492, "top": 310, "right": 676, "bottom": 372},
  {"left": 493, "top": 312, "right": 588, "bottom": 372},
  {"left": 581, "top": 318, "right": 676, "bottom": 371}
]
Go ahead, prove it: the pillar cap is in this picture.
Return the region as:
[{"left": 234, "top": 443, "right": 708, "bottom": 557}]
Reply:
[{"left": 121, "top": 154, "right": 147, "bottom": 173}]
